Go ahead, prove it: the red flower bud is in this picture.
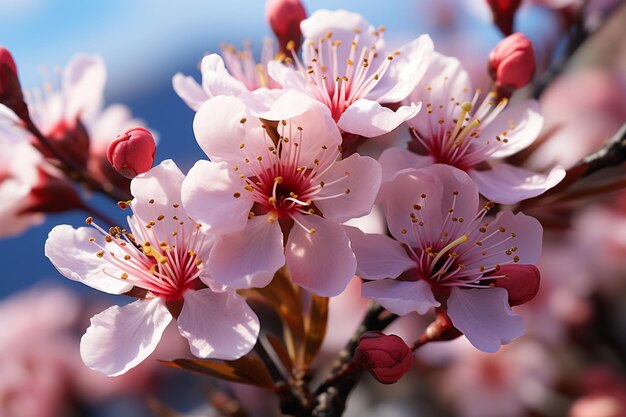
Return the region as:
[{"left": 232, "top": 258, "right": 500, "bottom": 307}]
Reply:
[
  {"left": 490, "top": 264, "right": 541, "bottom": 306},
  {"left": 266, "top": 0, "right": 306, "bottom": 54},
  {"left": 34, "top": 119, "right": 91, "bottom": 168},
  {"left": 106, "top": 127, "right": 156, "bottom": 179},
  {"left": 356, "top": 331, "right": 414, "bottom": 385},
  {"left": 488, "top": 33, "right": 536, "bottom": 98},
  {"left": 0, "top": 46, "right": 28, "bottom": 120},
  {"left": 486, "top": 0, "right": 522, "bottom": 35}
]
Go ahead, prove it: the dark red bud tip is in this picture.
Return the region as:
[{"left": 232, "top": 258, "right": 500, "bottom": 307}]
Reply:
[
  {"left": 488, "top": 33, "right": 536, "bottom": 97},
  {"left": 486, "top": 0, "right": 522, "bottom": 35},
  {"left": 107, "top": 127, "right": 156, "bottom": 179},
  {"left": 0, "top": 46, "right": 28, "bottom": 121},
  {"left": 266, "top": 0, "right": 307, "bottom": 54},
  {"left": 356, "top": 331, "right": 414, "bottom": 385},
  {"left": 491, "top": 264, "right": 540, "bottom": 306}
]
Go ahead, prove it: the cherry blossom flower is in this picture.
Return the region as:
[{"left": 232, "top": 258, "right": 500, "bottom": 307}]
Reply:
[
  {"left": 268, "top": 9, "right": 433, "bottom": 137},
  {"left": 182, "top": 94, "right": 381, "bottom": 297},
  {"left": 45, "top": 160, "right": 259, "bottom": 376},
  {"left": 346, "top": 164, "right": 542, "bottom": 352},
  {"left": 173, "top": 40, "right": 281, "bottom": 112},
  {"left": 379, "top": 51, "right": 565, "bottom": 204},
  {"left": 0, "top": 135, "right": 44, "bottom": 237}
]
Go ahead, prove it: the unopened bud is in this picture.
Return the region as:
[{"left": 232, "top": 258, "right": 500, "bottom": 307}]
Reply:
[
  {"left": 36, "top": 119, "right": 91, "bottom": 167},
  {"left": 107, "top": 127, "right": 156, "bottom": 179},
  {"left": 488, "top": 33, "right": 536, "bottom": 98},
  {"left": 0, "top": 46, "right": 28, "bottom": 120},
  {"left": 355, "top": 331, "right": 414, "bottom": 385},
  {"left": 486, "top": 0, "right": 522, "bottom": 35},
  {"left": 490, "top": 264, "right": 540, "bottom": 306},
  {"left": 266, "top": 0, "right": 306, "bottom": 54}
]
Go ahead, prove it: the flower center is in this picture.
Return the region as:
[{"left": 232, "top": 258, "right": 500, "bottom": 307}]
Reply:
[
  {"left": 397, "top": 190, "right": 519, "bottom": 288},
  {"left": 85, "top": 200, "right": 207, "bottom": 301},
  {"left": 285, "top": 28, "right": 396, "bottom": 121},
  {"left": 412, "top": 87, "right": 512, "bottom": 171}
]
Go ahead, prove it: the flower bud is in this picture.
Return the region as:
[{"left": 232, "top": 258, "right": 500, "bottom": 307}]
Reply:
[
  {"left": 266, "top": 0, "right": 306, "bottom": 54},
  {"left": 106, "top": 127, "right": 156, "bottom": 179},
  {"left": 486, "top": 0, "right": 522, "bottom": 35},
  {"left": 488, "top": 33, "right": 536, "bottom": 98},
  {"left": 0, "top": 46, "right": 28, "bottom": 120},
  {"left": 490, "top": 264, "right": 540, "bottom": 306},
  {"left": 356, "top": 331, "right": 414, "bottom": 384}
]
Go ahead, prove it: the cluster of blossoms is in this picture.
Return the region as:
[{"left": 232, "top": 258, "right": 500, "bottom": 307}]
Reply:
[
  {"left": 31, "top": 8, "right": 559, "bottom": 378},
  {"left": 0, "top": 6, "right": 572, "bottom": 411}
]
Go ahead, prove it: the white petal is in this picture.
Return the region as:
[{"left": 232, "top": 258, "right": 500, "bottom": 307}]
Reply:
[
  {"left": 250, "top": 89, "right": 317, "bottom": 120},
  {"left": 130, "top": 160, "right": 186, "bottom": 231},
  {"left": 178, "top": 289, "right": 260, "bottom": 360},
  {"left": 370, "top": 35, "right": 434, "bottom": 103},
  {"left": 344, "top": 226, "right": 415, "bottom": 280},
  {"left": 172, "top": 73, "right": 209, "bottom": 111},
  {"left": 181, "top": 160, "right": 252, "bottom": 235},
  {"left": 267, "top": 61, "right": 311, "bottom": 93},
  {"left": 378, "top": 147, "right": 434, "bottom": 183},
  {"left": 483, "top": 100, "right": 544, "bottom": 159},
  {"left": 447, "top": 287, "right": 524, "bottom": 353},
  {"left": 208, "top": 214, "right": 285, "bottom": 289},
  {"left": 469, "top": 164, "right": 565, "bottom": 205},
  {"left": 200, "top": 54, "right": 249, "bottom": 97},
  {"left": 80, "top": 298, "right": 172, "bottom": 376},
  {"left": 316, "top": 154, "right": 381, "bottom": 223},
  {"left": 62, "top": 54, "right": 106, "bottom": 119},
  {"left": 361, "top": 279, "right": 439, "bottom": 315},
  {"left": 45, "top": 225, "right": 133, "bottom": 294},
  {"left": 286, "top": 214, "right": 356, "bottom": 297},
  {"left": 338, "top": 100, "right": 420, "bottom": 137}
]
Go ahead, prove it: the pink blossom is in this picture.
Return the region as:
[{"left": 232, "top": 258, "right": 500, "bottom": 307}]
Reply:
[
  {"left": 182, "top": 94, "right": 381, "bottom": 296},
  {"left": 381, "top": 51, "right": 564, "bottom": 204},
  {"left": 45, "top": 160, "right": 259, "bottom": 376},
  {"left": 268, "top": 9, "right": 433, "bottom": 137},
  {"left": 173, "top": 40, "right": 281, "bottom": 112},
  {"left": 347, "top": 164, "right": 543, "bottom": 352}
]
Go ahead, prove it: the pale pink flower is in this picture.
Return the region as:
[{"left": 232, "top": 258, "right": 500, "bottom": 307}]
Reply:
[
  {"left": 0, "top": 135, "right": 44, "bottom": 237},
  {"left": 347, "top": 164, "right": 543, "bottom": 352},
  {"left": 182, "top": 94, "right": 381, "bottom": 296},
  {"left": 45, "top": 160, "right": 259, "bottom": 376},
  {"left": 381, "top": 51, "right": 564, "bottom": 204},
  {"left": 173, "top": 40, "right": 280, "bottom": 112},
  {"left": 268, "top": 9, "right": 433, "bottom": 137}
]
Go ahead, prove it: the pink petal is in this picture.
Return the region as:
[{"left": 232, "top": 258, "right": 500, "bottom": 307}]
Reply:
[
  {"left": 378, "top": 147, "right": 434, "bottom": 183},
  {"left": 250, "top": 89, "right": 317, "bottom": 120},
  {"left": 178, "top": 289, "right": 260, "bottom": 359},
  {"left": 482, "top": 99, "right": 544, "bottom": 159},
  {"left": 181, "top": 160, "right": 253, "bottom": 235},
  {"left": 469, "top": 164, "right": 565, "bottom": 205},
  {"left": 172, "top": 73, "right": 209, "bottom": 111},
  {"left": 286, "top": 214, "right": 356, "bottom": 297},
  {"left": 130, "top": 159, "right": 187, "bottom": 232},
  {"left": 447, "top": 287, "right": 524, "bottom": 353},
  {"left": 62, "top": 54, "right": 106, "bottom": 120},
  {"left": 361, "top": 279, "right": 439, "bottom": 315},
  {"left": 406, "top": 52, "right": 472, "bottom": 136},
  {"left": 45, "top": 225, "right": 133, "bottom": 295},
  {"left": 208, "top": 214, "right": 285, "bottom": 289},
  {"left": 80, "top": 298, "right": 172, "bottom": 376},
  {"left": 193, "top": 95, "right": 270, "bottom": 171},
  {"left": 316, "top": 154, "right": 381, "bottom": 223},
  {"left": 370, "top": 35, "right": 434, "bottom": 103},
  {"left": 267, "top": 61, "right": 311, "bottom": 93},
  {"left": 338, "top": 99, "right": 420, "bottom": 137},
  {"left": 200, "top": 54, "right": 248, "bottom": 97},
  {"left": 419, "top": 164, "right": 479, "bottom": 223},
  {"left": 344, "top": 226, "right": 415, "bottom": 280}
]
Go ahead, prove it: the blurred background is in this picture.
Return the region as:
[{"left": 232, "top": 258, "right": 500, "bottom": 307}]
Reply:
[{"left": 1, "top": 0, "right": 626, "bottom": 416}]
